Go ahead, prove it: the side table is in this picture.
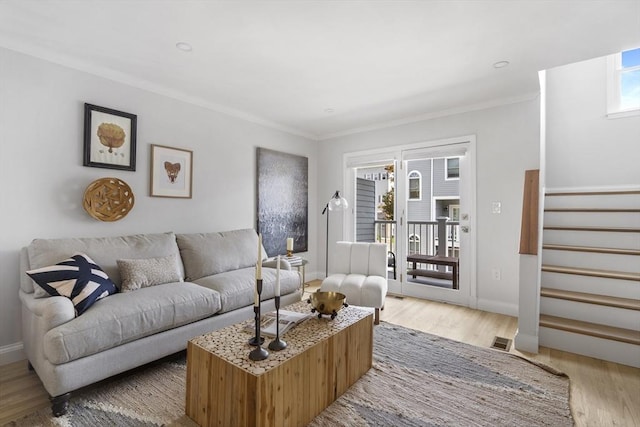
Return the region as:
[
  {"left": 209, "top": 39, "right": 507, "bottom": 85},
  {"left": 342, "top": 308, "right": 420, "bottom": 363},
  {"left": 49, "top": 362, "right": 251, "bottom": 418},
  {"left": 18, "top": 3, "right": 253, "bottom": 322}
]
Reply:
[{"left": 291, "top": 258, "right": 309, "bottom": 296}]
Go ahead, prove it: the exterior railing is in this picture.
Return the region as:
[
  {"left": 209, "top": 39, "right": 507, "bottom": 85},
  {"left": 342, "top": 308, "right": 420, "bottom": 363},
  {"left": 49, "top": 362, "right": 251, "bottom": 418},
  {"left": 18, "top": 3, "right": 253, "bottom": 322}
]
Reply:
[{"left": 374, "top": 219, "right": 460, "bottom": 273}]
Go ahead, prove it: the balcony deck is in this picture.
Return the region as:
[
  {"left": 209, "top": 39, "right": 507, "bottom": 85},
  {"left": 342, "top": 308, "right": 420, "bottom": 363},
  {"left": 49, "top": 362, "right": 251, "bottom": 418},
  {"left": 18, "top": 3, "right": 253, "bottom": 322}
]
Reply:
[{"left": 377, "top": 219, "right": 460, "bottom": 290}]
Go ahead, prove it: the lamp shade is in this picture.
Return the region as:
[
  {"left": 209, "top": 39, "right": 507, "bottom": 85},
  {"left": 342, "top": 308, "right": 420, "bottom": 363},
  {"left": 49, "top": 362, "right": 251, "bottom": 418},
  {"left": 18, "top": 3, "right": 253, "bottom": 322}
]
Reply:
[{"left": 328, "top": 191, "right": 348, "bottom": 211}]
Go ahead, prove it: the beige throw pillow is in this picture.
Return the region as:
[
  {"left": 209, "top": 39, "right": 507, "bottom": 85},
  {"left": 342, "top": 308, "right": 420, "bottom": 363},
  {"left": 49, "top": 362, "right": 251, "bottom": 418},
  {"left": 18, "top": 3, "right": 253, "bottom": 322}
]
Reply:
[{"left": 117, "top": 254, "right": 183, "bottom": 292}]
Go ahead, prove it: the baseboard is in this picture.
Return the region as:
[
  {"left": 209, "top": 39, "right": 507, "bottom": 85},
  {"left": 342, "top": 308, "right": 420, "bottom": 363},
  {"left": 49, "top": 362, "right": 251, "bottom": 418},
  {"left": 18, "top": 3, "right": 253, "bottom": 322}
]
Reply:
[
  {"left": 305, "top": 271, "right": 321, "bottom": 283},
  {"left": 514, "top": 329, "right": 539, "bottom": 354},
  {"left": 0, "top": 341, "right": 25, "bottom": 366},
  {"left": 476, "top": 298, "right": 518, "bottom": 317}
]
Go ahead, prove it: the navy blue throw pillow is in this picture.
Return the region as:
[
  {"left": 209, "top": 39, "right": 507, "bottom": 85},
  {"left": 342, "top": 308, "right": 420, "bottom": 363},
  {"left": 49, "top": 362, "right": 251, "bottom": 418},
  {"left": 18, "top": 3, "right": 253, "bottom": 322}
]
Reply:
[{"left": 26, "top": 253, "right": 118, "bottom": 316}]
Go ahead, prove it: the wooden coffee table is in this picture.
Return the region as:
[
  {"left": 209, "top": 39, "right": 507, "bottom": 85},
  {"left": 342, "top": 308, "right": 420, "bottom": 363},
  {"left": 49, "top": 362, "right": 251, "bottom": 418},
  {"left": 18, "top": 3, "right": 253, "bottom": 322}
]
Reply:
[{"left": 186, "top": 301, "right": 374, "bottom": 427}]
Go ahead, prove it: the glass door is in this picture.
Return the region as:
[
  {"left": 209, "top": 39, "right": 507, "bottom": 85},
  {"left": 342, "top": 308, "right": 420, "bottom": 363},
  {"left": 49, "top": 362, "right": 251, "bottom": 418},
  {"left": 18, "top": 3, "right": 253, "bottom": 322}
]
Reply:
[
  {"left": 399, "top": 144, "right": 474, "bottom": 306},
  {"left": 352, "top": 163, "right": 401, "bottom": 294},
  {"left": 344, "top": 135, "right": 475, "bottom": 306}
]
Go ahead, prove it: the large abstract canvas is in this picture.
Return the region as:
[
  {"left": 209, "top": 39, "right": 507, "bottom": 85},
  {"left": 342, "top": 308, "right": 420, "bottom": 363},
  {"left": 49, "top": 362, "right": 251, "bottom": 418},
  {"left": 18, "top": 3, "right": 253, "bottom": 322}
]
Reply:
[{"left": 257, "top": 148, "right": 308, "bottom": 256}]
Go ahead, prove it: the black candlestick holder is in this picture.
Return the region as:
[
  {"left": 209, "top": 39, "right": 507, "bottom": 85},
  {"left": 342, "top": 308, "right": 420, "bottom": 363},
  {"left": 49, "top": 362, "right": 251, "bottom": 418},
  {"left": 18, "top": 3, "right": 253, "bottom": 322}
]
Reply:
[
  {"left": 248, "top": 279, "right": 269, "bottom": 361},
  {"left": 268, "top": 296, "right": 287, "bottom": 351},
  {"left": 248, "top": 279, "right": 265, "bottom": 346},
  {"left": 248, "top": 306, "right": 265, "bottom": 346}
]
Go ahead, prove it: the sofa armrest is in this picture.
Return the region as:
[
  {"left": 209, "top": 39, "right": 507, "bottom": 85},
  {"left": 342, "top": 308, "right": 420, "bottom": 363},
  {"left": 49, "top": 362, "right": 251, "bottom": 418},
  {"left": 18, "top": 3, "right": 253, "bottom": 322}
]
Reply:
[
  {"left": 19, "top": 290, "right": 75, "bottom": 331},
  {"left": 263, "top": 258, "right": 292, "bottom": 270}
]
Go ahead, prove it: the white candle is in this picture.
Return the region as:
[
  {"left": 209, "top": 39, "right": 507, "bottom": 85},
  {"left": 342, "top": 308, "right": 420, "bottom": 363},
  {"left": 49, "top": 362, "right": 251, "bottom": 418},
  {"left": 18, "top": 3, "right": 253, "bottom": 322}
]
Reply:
[
  {"left": 276, "top": 255, "right": 281, "bottom": 296},
  {"left": 286, "top": 237, "right": 293, "bottom": 252},
  {"left": 257, "top": 233, "right": 262, "bottom": 280}
]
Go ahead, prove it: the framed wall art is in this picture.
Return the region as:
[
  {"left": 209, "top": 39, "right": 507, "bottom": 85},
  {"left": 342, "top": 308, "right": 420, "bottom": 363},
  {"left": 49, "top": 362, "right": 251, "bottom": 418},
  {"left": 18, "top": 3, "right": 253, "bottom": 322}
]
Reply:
[
  {"left": 150, "top": 144, "right": 193, "bottom": 198},
  {"left": 83, "top": 103, "right": 137, "bottom": 171},
  {"left": 257, "top": 147, "right": 308, "bottom": 256}
]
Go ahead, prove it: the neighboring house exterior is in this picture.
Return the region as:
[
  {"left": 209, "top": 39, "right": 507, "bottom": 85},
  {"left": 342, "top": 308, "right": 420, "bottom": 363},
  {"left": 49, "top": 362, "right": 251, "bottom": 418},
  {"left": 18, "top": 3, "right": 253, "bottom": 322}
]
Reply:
[
  {"left": 360, "top": 167, "right": 391, "bottom": 220},
  {"left": 407, "top": 158, "right": 460, "bottom": 257},
  {"left": 356, "top": 158, "right": 460, "bottom": 257},
  {"left": 356, "top": 158, "right": 460, "bottom": 222},
  {"left": 407, "top": 158, "right": 459, "bottom": 223}
]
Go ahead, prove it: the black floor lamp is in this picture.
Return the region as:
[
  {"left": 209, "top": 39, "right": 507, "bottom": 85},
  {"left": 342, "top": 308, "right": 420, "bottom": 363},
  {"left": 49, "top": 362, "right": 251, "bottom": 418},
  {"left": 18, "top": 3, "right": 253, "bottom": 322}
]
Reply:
[{"left": 322, "top": 190, "right": 349, "bottom": 278}]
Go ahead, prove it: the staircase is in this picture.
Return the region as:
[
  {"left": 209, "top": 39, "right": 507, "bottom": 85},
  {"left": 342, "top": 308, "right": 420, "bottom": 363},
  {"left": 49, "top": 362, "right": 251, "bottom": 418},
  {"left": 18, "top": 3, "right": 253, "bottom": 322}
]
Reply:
[{"left": 539, "top": 189, "right": 640, "bottom": 367}]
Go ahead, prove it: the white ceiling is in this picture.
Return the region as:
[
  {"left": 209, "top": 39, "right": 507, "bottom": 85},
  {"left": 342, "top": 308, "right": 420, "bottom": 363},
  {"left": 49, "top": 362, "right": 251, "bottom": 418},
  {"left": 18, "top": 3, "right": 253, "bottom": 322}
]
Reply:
[{"left": 1, "top": 1, "right": 639, "bottom": 140}]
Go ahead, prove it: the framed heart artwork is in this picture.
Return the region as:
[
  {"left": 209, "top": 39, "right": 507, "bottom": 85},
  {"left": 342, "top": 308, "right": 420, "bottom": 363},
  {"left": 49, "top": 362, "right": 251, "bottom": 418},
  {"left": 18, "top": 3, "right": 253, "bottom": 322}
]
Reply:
[{"left": 150, "top": 144, "right": 193, "bottom": 198}]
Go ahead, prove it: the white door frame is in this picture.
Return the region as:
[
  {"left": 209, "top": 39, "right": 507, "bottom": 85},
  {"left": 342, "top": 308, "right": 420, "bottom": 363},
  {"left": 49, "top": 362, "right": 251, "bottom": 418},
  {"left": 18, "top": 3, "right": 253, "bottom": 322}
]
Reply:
[{"left": 342, "top": 135, "right": 477, "bottom": 308}]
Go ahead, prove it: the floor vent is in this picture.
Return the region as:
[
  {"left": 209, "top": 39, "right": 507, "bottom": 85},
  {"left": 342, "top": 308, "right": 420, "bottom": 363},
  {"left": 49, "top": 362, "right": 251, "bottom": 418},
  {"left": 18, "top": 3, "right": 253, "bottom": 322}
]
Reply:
[{"left": 490, "top": 336, "right": 512, "bottom": 351}]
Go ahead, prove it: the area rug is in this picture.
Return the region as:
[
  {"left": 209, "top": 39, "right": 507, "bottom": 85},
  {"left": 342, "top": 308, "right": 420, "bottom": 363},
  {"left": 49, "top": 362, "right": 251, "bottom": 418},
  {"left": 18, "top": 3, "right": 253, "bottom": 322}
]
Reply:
[{"left": 5, "top": 323, "right": 573, "bottom": 426}]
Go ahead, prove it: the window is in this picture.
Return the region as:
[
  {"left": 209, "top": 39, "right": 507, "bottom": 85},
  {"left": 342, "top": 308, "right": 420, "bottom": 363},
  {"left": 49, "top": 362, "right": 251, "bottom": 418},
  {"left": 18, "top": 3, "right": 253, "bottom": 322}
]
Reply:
[
  {"left": 446, "top": 158, "right": 460, "bottom": 180},
  {"left": 449, "top": 204, "right": 460, "bottom": 221},
  {"left": 408, "top": 170, "right": 421, "bottom": 200},
  {"left": 607, "top": 47, "right": 640, "bottom": 117},
  {"left": 408, "top": 234, "right": 420, "bottom": 255}
]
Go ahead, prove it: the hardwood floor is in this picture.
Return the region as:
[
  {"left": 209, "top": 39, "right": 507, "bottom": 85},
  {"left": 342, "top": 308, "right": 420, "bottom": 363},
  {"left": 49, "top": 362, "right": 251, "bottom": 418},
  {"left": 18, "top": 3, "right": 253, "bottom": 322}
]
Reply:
[
  {"left": 0, "top": 359, "right": 49, "bottom": 424},
  {"left": 1, "top": 281, "right": 638, "bottom": 426}
]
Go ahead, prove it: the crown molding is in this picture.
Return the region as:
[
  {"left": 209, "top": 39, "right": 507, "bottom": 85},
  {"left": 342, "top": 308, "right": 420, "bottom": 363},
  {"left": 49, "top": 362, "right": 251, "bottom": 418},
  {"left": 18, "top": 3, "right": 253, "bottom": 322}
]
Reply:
[
  {"left": 0, "top": 41, "right": 318, "bottom": 141},
  {"left": 2, "top": 39, "right": 541, "bottom": 143},
  {"left": 317, "top": 92, "right": 540, "bottom": 141}
]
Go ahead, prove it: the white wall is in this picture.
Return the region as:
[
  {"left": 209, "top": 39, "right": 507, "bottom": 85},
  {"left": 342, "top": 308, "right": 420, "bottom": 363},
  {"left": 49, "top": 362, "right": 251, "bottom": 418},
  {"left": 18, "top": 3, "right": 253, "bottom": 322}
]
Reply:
[
  {"left": 317, "top": 98, "right": 541, "bottom": 315},
  {"left": 0, "top": 48, "right": 317, "bottom": 359},
  {"left": 546, "top": 55, "right": 640, "bottom": 188}
]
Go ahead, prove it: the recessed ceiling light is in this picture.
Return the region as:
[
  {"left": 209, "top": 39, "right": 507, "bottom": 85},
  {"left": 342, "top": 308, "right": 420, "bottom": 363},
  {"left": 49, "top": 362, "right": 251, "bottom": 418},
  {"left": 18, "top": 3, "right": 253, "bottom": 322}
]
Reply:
[
  {"left": 493, "top": 61, "right": 510, "bottom": 69},
  {"left": 324, "top": 108, "right": 335, "bottom": 114},
  {"left": 176, "top": 42, "right": 193, "bottom": 52}
]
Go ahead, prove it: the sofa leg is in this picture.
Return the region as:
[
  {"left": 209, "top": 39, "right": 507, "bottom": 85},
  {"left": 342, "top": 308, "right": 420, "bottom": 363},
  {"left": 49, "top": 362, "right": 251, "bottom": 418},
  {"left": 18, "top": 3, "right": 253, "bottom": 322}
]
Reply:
[
  {"left": 51, "top": 392, "right": 71, "bottom": 417},
  {"left": 374, "top": 308, "right": 380, "bottom": 325}
]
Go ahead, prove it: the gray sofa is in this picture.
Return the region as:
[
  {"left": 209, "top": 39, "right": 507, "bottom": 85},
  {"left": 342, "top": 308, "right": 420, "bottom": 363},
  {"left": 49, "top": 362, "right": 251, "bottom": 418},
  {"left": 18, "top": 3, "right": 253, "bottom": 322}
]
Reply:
[{"left": 18, "top": 228, "right": 301, "bottom": 416}]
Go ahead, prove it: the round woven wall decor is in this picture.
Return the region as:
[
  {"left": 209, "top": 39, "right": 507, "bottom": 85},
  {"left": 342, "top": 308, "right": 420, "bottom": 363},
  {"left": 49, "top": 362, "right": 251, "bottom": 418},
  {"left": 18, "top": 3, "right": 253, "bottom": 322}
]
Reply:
[{"left": 83, "top": 177, "right": 135, "bottom": 222}]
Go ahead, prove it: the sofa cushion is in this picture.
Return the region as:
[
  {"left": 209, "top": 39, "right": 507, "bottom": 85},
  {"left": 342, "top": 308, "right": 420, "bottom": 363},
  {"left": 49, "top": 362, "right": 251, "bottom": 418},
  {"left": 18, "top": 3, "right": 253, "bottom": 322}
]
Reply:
[
  {"left": 177, "top": 228, "right": 267, "bottom": 280},
  {"left": 26, "top": 253, "right": 118, "bottom": 316},
  {"left": 43, "top": 281, "right": 221, "bottom": 364},
  {"left": 26, "top": 232, "right": 184, "bottom": 293},
  {"left": 117, "top": 254, "right": 184, "bottom": 292},
  {"left": 194, "top": 267, "right": 300, "bottom": 313}
]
